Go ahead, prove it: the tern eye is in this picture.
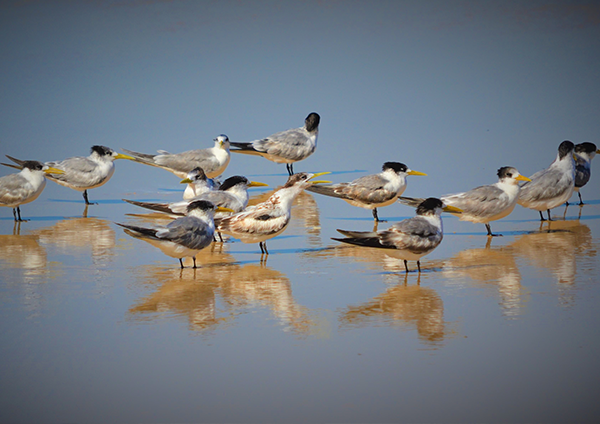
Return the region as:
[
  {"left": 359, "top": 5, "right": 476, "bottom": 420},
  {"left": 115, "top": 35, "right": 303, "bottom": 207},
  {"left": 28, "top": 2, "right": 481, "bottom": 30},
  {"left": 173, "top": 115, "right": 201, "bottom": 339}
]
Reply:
[{"left": 507, "top": 173, "right": 512, "bottom": 177}]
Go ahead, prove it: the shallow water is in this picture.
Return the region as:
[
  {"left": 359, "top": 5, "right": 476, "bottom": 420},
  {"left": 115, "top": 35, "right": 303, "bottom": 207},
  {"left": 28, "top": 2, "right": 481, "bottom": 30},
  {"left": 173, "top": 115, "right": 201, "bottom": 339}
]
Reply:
[{"left": 1, "top": 175, "right": 599, "bottom": 423}]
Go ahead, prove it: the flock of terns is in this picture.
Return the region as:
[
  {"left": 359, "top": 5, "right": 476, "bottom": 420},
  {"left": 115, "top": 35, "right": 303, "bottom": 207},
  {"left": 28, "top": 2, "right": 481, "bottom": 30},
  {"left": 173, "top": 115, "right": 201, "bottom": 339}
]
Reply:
[{"left": 1, "top": 112, "right": 598, "bottom": 272}]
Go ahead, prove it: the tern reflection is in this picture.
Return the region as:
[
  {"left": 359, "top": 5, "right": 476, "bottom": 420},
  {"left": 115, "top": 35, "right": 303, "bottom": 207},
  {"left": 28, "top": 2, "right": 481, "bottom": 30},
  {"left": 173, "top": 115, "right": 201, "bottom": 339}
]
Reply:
[
  {"left": 0, "top": 234, "right": 47, "bottom": 276},
  {"left": 509, "top": 219, "right": 595, "bottom": 306},
  {"left": 129, "top": 246, "right": 317, "bottom": 335},
  {"left": 438, "top": 239, "right": 524, "bottom": 317},
  {"left": 30, "top": 217, "right": 116, "bottom": 265},
  {"left": 340, "top": 277, "right": 449, "bottom": 346}
]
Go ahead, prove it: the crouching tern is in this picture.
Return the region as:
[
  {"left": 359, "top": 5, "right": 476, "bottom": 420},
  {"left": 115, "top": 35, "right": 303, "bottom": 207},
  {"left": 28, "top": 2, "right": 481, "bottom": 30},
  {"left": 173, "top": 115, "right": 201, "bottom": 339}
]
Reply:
[
  {"left": 215, "top": 172, "right": 330, "bottom": 255},
  {"left": 123, "top": 135, "right": 231, "bottom": 179},
  {"left": 399, "top": 166, "right": 530, "bottom": 236},
  {"left": 230, "top": 112, "right": 320, "bottom": 175},
  {"left": 6, "top": 145, "right": 134, "bottom": 205},
  {"left": 307, "top": 162, "right": 427, "bottom": 222},
  {"left": 117, "top": 200, "right": 232, "bottom": 269},
  {"left": 0, "top": 160, "right": 64, "bottom": 221},
  {"left": 333, "top": 198, "right": 461, "bottom": 273},
  {"left": 518, "top": 140, "right": 576, "bottom": 221}
]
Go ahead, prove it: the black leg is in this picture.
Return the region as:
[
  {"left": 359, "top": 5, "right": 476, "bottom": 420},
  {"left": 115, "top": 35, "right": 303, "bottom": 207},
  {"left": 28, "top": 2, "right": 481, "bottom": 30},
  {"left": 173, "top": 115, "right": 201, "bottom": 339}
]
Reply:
[
  {"left": 372, "top": 208, "right": 387, "bottom": 223},
  {"left": 13, "top": 206, "right": 27, "bottom": 222},
  {"left": 259, "top": 242, "right": 265, "bottom": 255},
  {"left": 578, "top": 192, "right": 584, "bottom": 205},
  {"left": 217, "top": 232, "right": 223, "bottom": 243},
  {"left": 263, "top": 241, "right": 269, "bottom": 255},
  {"left": 192, "top": 257, "right": 197, "bottom": 268},
  {"left": 539, "top": 211, "right": 547, "bottom": 221},
  {"left": 417, "top": 261, "right": 421, "bottom": 273},
  {"left": 547, "top": 209, "right": 553, "bottom": 221},
  {"left": 286, "top": 163, "right": 294, "bottom": 175},
  {"left": 178, "top": 258, "right": 184, "bottom": 269},
  {"left": 403, "top": 260, "right": 409, "bottom": 273},
  {"left": 485, "top": 223, "right": 502, "bottom": 237}
]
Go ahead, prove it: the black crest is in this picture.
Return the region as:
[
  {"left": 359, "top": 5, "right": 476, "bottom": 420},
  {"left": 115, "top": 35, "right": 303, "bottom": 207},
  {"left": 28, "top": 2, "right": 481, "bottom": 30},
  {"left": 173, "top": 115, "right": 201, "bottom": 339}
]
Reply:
[
  {"left": 187, "top": 200, "right": 215, "bottom": 213},
  {"left": 22, "top": 160, "right": 45, "bottom": 171},
  {"left": 497, "top": 166, "right": 517, "bottom": 179},
  {"left": 557, "top": 140, "right": 575, "bottom": 159},
  {"left": 417, "top": 198, "right": 443, "bottom": 215},
  {"left": 305, "top": 113, "right": 320, "bottom": 132},
  {"left": 382, "top": 162, "right": 408, "bottom": 174},
  {"left": 575, "top": 142, "right": 597, "bottom": 154},
  {"left": 91, "top": 145, "right": 114, "bottom": 156},
  {"left": 219, "top": 176, "right": 249, "bottom": 192}
]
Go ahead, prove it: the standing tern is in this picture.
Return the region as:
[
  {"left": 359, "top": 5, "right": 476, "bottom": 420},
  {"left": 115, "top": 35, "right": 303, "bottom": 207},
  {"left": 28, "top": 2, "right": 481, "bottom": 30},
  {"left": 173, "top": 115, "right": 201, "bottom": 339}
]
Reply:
[
  {"left": 117, "top": 200, "right": 231, "bottom": 269},
  {"left": 398, "top": 167, "right": 531, "bottom": 236},
  {"left": 518, "top": 140, "right": 576, "bottom": 221},
  {"left": 307, "top": 162, "right": 427, "bottom": 222},
  {"left": 179, "top": 167, "right": 217, "bottom": 200},
  {"left": 6, "top": 145, "right": 134, "bottom": 205},
  {"left": 123, "top": 135, "right": 231, "bottom": 179},
  {"left": 215, "top": 172, "right": 330, "bottom": 255},
  {"left": 0, "top": 160, "right": 64, "bottom": 221},
  {"left": 230, "top": 112, "right": 320, "bottom": 175},
  {"left": 124, "top": 176, "right": 268, "bottom": 218},
  {"left": 571, "top": 142, "right": 599, "bottom": 205},
  {"left": 333, "top": 198, "right": 461, "bottom": 273}
]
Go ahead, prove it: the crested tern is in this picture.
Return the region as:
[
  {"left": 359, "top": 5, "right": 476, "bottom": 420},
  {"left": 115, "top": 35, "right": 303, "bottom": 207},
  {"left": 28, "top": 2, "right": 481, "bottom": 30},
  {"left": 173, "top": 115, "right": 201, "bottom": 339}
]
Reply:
[
  {"left": 333, "top": 198, "right": 461, "bottom": 273},
  {"left": 0, "top": 160, "right": 64, "bottom": 221},
  {"left": 230, "top": 112, "right": 320, "bottom": 175},
  {"left": 215, "top": 172, "right": 330, "bottom": 255},
  {"left": 6, "top": 145, "right": 134, "bottom": 205},
  {"left": 307, "top": 162, "right": 427, "bottom": 222},
  {"left": 123, "top": 134, "right": 231, "bottom": 179},
  {"left": 399, "top": 166, "right": 530, "bottom": 236},
  {"left": 117, "top": 200, "right": 231, "bottom": 268},
  {"left": 518, "top": 140, "right": 576, "bottom": 221},
  {"left": 571, "top": 142, "right": 599, "bottom": 205},
  {"left": 179, "top": 167, "right": 217, "bottom": 200}
]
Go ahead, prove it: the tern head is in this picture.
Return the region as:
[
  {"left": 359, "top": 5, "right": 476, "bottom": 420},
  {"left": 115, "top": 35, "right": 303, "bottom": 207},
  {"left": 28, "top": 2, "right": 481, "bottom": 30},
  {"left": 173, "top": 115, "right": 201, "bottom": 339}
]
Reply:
[
  {"left": 186, "top": 200, "right": 233, "bottom": 216},
  {"left": 180, "top": 167, "right": 208, "bottom": 184},
  {"left": 417, "top": 197, "right": 462, "bottom": 216},
  {"left": 282, "top": 172, "right": 331, "bottom": 188},
  {"left": 575, "top": 142, "right": 599, "bottom": 162},
  {"left": 383, "top": 162, "right": 427, "bottom": 177},
  {"left": 91, "top": 145, "right": 134, "bottom": 161},
  {"left": 497, "top": 166, "right": 531, "bottom": 184},
  {"left": 19, "top": 160, "right": 64, "bottom": 175},
  {"left": 214, "top": 134, "right": 230, "bottom": 149},
  {"left": 557, "top": 140, "right": 575, "bottom": 160},
  {"left": 304, "top": 113, "right": 320, "bottom": 133},
  {"left": 219, "top": 176, "right": 268, "bottom": 192}
]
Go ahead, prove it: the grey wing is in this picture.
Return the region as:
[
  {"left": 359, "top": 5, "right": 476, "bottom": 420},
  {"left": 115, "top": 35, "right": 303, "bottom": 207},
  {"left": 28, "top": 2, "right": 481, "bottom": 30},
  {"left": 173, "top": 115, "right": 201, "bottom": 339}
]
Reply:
[
  {"left": 47, "top": 157, "right": 102, "bottom": 185},
  {"left": 160, "top": 217, "right": 213, "bottom": 249},
  {"left": 154, "top": 149, "right": 219, "bottom": 174},
  {"left": 384, "top": 217, "right": 442, "bottom": 253},
  {"left": 0, "top": 174, "right": 30, "bottom": 204},
  {"left": 443, "top": 185, "right": 508, "bottom": 216},
  {"left": 520, "top": 168, "right": 573, "bottom": 202},
  {"left": 341, "top": 174, "right": 396, "bottom": 203},
  {"left": 254, "top": 128, "right": 312, "bottom": 161}
]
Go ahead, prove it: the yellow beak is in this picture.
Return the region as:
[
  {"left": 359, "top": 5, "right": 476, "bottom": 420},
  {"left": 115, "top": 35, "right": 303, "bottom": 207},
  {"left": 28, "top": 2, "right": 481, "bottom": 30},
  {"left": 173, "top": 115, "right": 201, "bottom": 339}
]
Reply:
[
  {"left": 308, "top": 171, "right": 332, "bottom": 184},
  {"left": 443, "top": 205, "right": 463, "bottom": 214},
  {"left": 216, "top": 206, "right": 234, "bottom": 213},
  {"left": 408, "top": 169, "right": 427, "bottom": 176},
  {"left": 44, "top": 166, "right": 65, "bottom": 175},
  {"left": 115, "top": 153, "right": 135, "bottom": 160},
  {"left": 516, "top": 175, "right": 531, "bottom": 182},
  {"left": 180, "top": 178, "right": 193, "bottom": 184},
  {"left": 248, "top": 181, "right": 268, "bottom": 187}
]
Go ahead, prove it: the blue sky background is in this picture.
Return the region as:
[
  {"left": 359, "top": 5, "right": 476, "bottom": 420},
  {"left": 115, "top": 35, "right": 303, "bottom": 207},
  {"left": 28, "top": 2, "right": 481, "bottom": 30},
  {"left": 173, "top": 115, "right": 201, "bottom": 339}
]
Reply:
[{"left": 1, "top": 0, "right": 599, "bottom": 199}]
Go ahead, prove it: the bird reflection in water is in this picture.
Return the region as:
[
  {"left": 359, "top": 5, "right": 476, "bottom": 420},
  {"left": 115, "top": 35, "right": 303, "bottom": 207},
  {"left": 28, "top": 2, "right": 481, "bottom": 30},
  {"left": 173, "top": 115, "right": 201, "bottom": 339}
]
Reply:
[
  {"left": 29, "top": 214, "right": 116, "bottom": 266},
  {"left": 509, "top": 219, "right": 596, "bottom": 307},
  {"left": 437, "top": 238, "right": 525, "bottom": 318},
  {"left": 340, "top": 274, "right": 450, "bottom": 347},
  {"left": 0, "top": 233, "right": 47, "bottom": 277},
  {"left": 128, "top": 243, "right": 318, "bottom": 335}
]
